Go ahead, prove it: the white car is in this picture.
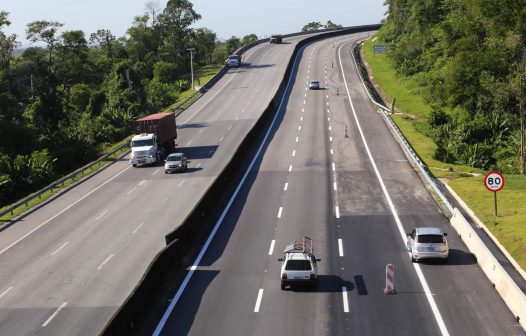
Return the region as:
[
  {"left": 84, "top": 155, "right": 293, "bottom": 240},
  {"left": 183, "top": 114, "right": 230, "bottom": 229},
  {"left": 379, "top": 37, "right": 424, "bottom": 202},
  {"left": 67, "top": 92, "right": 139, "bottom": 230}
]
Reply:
[
  {"left": 308, "top": 80, "right": 320, "bottom": 90},
  {"left": 406, "top": 227, "right": 449, "bottom": 262},
  {"left": 278, "top": 237, "right": 320, "bottom": 290},
  {"left": 164, "top": 153, "right": 187, "bottom": 173}
]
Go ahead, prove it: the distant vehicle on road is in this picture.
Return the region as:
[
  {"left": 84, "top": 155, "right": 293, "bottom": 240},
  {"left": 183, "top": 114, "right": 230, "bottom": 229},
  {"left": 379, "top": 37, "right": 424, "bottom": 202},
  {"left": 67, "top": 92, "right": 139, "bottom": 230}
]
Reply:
[
  {"left": 226, "top": 54, "right": 241, "bottom": 67},
  {"left": 130, "top": 112, "right": 177, "bottom": 167},
  {"left": 279, "top": 237, "right": 320, "bottom": 290},
  {"left": 406, "top": 227, "right": 449, "bottom": 262},
  {"left": 164, "top": 153, "right": 187, "bottom": 173},
  {"left": 309, "top": 80, "right": 320, "bottom": 90},
  {"left": 269, "top": 34, "right": 283, "bottom": 44}
]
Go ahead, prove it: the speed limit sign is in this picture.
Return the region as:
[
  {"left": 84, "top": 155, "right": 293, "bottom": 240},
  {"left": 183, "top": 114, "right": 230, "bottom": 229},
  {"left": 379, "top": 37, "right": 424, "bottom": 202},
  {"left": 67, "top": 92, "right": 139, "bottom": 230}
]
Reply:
[{"left": 484, "top": 171, "right": 505, "bottom": 192}]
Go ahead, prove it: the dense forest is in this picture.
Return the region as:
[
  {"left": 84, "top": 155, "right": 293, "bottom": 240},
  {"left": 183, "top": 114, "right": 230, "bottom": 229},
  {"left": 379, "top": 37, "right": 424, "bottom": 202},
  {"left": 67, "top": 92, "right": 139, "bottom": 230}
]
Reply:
[
  {"left": 0, "top": 0, "right": 257, "bottom": 207},
  {"left": 379, "top": 0, "right": 526, "bottom": 174}
]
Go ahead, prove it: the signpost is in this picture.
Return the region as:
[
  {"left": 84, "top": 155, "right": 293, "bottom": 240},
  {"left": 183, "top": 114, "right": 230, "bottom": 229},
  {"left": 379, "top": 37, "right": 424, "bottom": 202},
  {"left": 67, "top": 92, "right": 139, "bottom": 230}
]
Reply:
[{"left": 484, "top": 171, "right": 505, "bottom": 216}]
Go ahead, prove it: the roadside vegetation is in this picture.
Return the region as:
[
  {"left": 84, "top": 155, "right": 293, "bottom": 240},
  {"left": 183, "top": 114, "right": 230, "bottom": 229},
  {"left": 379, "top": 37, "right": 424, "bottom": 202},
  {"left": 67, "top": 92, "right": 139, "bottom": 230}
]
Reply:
[
  {"left": 0, "top": 0, "right": 257, "bottom": 209},
  {"left": 364, "top": 0, "right": 526, "bottom": 269}
]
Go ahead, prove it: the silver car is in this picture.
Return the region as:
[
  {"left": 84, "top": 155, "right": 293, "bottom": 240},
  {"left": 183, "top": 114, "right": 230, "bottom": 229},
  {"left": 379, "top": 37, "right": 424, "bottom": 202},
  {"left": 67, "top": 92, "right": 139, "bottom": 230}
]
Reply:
[
  {"left": 406, "top": 227, "right": 449, "bottom": 262},
  {"left": 164, "top": 153, "right": 187, "bottom": 173}
]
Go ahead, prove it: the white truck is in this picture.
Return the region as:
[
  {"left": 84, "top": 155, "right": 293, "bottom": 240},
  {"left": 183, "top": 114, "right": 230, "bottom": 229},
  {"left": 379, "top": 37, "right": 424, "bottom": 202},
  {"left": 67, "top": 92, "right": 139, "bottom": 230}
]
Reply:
[{"left": 130, "top": 112, "right": 177, "bottom": 167}]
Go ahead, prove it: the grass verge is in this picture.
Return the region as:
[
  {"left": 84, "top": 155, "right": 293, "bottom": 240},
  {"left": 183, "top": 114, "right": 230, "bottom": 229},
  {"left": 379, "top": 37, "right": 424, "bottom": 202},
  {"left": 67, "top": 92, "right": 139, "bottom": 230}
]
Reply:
[{"left": 362, "top": 39, "right": 526, "bottom": 270}]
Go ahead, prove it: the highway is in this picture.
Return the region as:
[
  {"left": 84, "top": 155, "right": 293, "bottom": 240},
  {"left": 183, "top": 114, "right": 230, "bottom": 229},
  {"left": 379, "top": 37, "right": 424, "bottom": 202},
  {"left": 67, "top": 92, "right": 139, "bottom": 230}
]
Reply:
[
  {"left": 0, "top": 33, "right": 317, "bottom": 336},
  {"left": 155, "top": 33, "right": 526, "bottom": 335}
]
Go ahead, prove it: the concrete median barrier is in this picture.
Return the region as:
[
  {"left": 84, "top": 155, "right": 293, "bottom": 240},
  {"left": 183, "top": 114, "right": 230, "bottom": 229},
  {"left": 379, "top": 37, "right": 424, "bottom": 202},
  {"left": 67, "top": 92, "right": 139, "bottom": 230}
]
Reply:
[{"left": 451, "top": 208, "right": 526, "bottom": 328}]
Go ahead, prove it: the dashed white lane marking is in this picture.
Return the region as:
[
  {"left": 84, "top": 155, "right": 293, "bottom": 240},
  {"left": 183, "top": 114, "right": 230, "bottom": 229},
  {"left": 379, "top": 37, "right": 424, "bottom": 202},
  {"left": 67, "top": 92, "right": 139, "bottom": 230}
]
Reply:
[
  {"left": 296, "top": 137, "right": 299, "bottom": 143},
  {"left": 196, "top": 162, "right": 202, "bottom": 168},
  {"left": 198, "top": 129, "right": 204, "bottom": 134},
  {"left": 51, "top": 242, "right": 69, "bottom": 256},
  {"left": 228, "top": 125, "right": 232, "bottom": 131},
  {"left": 186, "top": 140, "right": 192, "bottom": 146},
  {"left": 335, "top": 206, "right": 340, "bottom": 219},
  {"left": 326, "top": 95, "right": 329, "bottom": 99},
  {"left": 333, "top": 182, "right": 337, "bottom": 191},
  {"left": 42, "top": 302, "right": 68, "bottom": 327},
  {"left": 302, "top": 107, "right": 304, "bottom": 113},
  {"left": 241, "top": 108, "right": 246, "bottom": 113},
  {"left": 254, "top": 289, "right": 264, "bottom": 312},
  {"left": 298, "top": 126, "right": 302, "bottom": 131},
  {"left": 97, "top": 254, "right": 114, "bottom": 271},
  {"left": 329, "top": 137, "right": 333, "bottom": 142},
  {"left": 138, "top": 180, "right": 146, "bottom": 186},
  {"left": 338, "top": 239, "right": 344, "bottom": 257},
  {"left": 0, "top": 287, "right": 13, "bottom": 299},
  {"left": 95, "top": 210, "right": 108, "bottom": 221},
  {"left": 288, "top": 165, "right": 293, "bottom": 172},
  {"left": 133, "top": 222, "right": 144, "bottom": 234},
  {"left": 304, "top": 93, "right": 307, "bottom": 97},
  {"left": 292, "top": 150, "right": 296, "bottom": 157},
  {"left": 284, "top": 183, "right": 288, "bottom": 191},
  {"left": 342, "top": 287, "right": 349, "bottom": 313},
  {"left": 219, "top": 136, "right": 224, "bottom": 142},
  {"left": 329, "top": 126, "right": 332, "bottom": 131},
  {"left": 327, "top": 109, "right": 330, "bottom": 113},
  {"left": 126, "top": 186, "right": 137, "bottom": 195},
  {"left": 268, "top": 240, "right": 275, "bottom": 255},
  {"left": 330, "top": 149, "right": 334, "bottom": 155},
  {"left": 152, "top": 169, "right": 161, "bottom": 175},
  {"left": 303, "top": 100, "right": 306, "bottom": 105},
  {"left": 300, "top": 116, "right": 303, "bottom": 121},
  {"left": 332, "top": 163, "right": 336, "bottom": 171},
  {"left": 277, "top": 207, "right": 283, "bottom": 218},
  {"left": 326, "top": 102, "right": 329, "bottom": 106},
  {"left": 328, "top": 117, "right": 331, "bottom": 122},
  {"left": 178, "top": 180, "right": 185, "bottom": 187}
]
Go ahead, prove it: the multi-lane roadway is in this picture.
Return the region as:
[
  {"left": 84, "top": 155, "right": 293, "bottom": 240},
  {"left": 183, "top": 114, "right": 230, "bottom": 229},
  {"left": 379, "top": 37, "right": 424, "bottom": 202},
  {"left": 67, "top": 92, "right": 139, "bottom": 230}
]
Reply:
[
  {"left": 153, "top": 33, "right": 525, "bottom": 335},
  {"left": 0, "top": 33, "right": 317, "bottom": 336}
]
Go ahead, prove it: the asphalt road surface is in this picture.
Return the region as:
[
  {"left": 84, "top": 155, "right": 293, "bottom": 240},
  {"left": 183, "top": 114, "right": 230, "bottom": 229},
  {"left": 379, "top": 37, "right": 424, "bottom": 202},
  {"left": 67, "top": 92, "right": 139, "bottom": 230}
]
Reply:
[
  {"left": 0, "top": 33, "right": 318, "bottom": 336},
  {"left": 154, "top": 33, "right": 525, "bottom": 336}
]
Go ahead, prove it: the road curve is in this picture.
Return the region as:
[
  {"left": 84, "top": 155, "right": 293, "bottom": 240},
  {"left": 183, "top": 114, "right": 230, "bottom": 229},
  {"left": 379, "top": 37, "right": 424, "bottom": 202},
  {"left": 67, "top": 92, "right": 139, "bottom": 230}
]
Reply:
[
  {"left": 155, "top": 32, "right": 525, "bottom": 336},
  {"left": 0, "top": 33, "right": 318, "bottom": 336}
]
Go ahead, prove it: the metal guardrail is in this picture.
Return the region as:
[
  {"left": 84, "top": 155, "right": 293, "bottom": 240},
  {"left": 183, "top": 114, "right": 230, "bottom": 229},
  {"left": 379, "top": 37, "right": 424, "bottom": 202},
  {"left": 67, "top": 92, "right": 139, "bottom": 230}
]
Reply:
[
  {"left": 350, "top": 40, "right": 454, "bottom": 216},
  {"left": 0, "top": 141, "right": 130, "bottom": 218}
]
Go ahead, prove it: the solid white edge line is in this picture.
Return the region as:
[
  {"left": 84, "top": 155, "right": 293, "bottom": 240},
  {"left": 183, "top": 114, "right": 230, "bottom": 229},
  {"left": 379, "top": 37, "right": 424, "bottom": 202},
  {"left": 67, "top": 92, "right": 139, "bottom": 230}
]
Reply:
[
  {"left": 0, "top": 287, "right": 13, "bottom": 299},
  {"left": 254, "top": 289, "right": 264, "bottom": 312},
  {"left": 277, "top": 207, "right": 283, "bottom": 218},
  {"left": 132, "top": 222, "right": 144, "bottom": 234},
  {"left": 268, "top": 240, "right": 275, "bottom": 255},
  {"left": 335, "top": 206, "right": 340, "bottom": 219},
  {"left": 97, "top": 254, "right": 114, "bottom": 271},
  {"left": 42, "top": 302, "right": 68, "bottom": 327},
  {"left": 152, "top": 42, "right": 311, "bottom": 336},
  {"left": 339, "top": 41, "right": 449, "bottom": 336},
  {"left": 338, "top": 239, "right": 344, "bottom": 257},
  {"left": 342, "top": 287, "right": 349, "bottom": 313},
  {"left": 0, "top": 166, "right": 131, "bottom": 257},
  {"left": 51, "top": 242, "right": 69, "bottom": 256},
  {"left": 95, "top": 210, "right": 108, "bottom": 221}
]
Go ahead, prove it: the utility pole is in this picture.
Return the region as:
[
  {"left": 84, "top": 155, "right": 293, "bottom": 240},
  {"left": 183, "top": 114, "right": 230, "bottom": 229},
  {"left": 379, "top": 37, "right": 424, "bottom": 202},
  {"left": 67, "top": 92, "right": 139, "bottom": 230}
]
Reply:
[{"left": 187, "top": 48, "right": 195, "bottom": 91}]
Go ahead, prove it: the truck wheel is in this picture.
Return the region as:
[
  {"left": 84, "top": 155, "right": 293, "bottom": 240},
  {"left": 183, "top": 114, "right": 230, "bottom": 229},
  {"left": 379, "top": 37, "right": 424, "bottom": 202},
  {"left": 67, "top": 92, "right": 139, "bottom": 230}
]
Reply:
[
  {"left": 281, "top": 283, "right": 286, "bottom": 290},
  {"left": 132, "top": 164, "right": 137, "bottom": 167}
]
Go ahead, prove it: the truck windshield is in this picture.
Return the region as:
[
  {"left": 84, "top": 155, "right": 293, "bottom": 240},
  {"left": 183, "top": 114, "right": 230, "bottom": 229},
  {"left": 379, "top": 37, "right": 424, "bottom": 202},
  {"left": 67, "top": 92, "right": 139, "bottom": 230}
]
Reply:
[{"left": 131, "top": 139, "right": 154, "bottom": 147}]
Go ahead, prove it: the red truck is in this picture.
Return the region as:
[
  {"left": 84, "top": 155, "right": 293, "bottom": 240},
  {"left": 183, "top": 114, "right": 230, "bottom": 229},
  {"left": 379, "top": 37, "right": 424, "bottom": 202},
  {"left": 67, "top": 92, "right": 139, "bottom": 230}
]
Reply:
[{"left": 130, "top": 112, "right": 177, "bottom": 167}]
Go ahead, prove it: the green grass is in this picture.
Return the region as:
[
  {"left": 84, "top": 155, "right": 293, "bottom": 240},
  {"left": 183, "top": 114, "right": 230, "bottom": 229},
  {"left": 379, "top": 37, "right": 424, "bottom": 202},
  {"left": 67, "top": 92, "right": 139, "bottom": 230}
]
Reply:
[
  {"left": 166, "top": 64, "right": 224, "bottom": 113},
  {"left": 362, "top": 39, "right": 526, "bottom": 270}
]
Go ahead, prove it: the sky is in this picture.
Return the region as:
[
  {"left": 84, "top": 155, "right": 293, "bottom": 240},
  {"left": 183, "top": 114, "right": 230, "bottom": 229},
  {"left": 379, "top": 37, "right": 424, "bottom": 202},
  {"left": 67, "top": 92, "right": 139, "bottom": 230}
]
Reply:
[{"left": 2, "top": 0, "right": 386, "bottom": 47}]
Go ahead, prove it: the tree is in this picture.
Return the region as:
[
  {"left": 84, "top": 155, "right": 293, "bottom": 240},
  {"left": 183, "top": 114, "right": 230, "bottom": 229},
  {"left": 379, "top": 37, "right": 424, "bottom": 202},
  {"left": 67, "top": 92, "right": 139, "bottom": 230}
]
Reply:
[
  {"left": 26, "top": 20, "right": 64, "bottom": 66},
  {"left": 191, "top": 27, "right": 216, "bottom": 65},
  {"left": 90, "top": 29, "right": 117, "bottom": 64},
  {"left": 324, "top": 20, "right": 343, "bottom": 29},
  {"left": 158, "top": 0, "right": 201, "bottom": 64},
  {"left": 302, "top": 21, "right": 322, "bottom": 32},
  {"left": 0, "top": 11, "right": 19, "bottom": 71},
  {"left": 226, "top": 36, "right": 240, "bottom": 55},
  {"left": 241, "top": 34, "right": 258, "bottom": 46}
]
